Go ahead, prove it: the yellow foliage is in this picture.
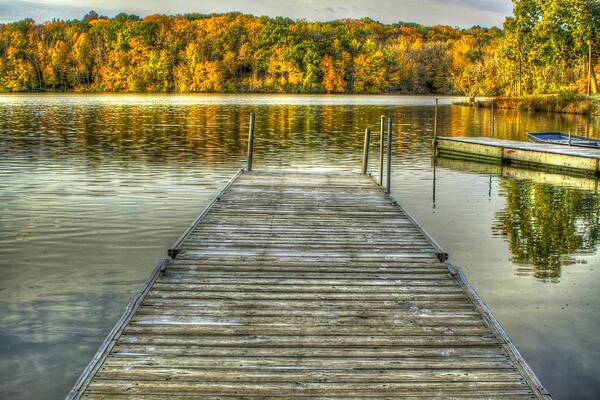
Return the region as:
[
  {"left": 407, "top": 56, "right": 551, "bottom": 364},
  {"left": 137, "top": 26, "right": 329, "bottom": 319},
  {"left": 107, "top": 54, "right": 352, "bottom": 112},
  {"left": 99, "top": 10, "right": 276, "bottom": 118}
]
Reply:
[
  {"left": 89, "top": 19, "right": 110, "bottom": 27},
  {"left": 321, "top": 54, "right": 345, "bottom": 93},
  {"left": 267, "top": 48, "right": 303, "bottom": 90}
]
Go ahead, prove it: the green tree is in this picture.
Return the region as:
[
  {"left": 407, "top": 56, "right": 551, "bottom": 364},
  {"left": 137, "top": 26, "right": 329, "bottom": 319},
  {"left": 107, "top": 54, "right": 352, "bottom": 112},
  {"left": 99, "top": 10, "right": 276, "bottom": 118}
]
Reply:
[{"left": 499, "top": 0, "right": 600, "bottom": 94}]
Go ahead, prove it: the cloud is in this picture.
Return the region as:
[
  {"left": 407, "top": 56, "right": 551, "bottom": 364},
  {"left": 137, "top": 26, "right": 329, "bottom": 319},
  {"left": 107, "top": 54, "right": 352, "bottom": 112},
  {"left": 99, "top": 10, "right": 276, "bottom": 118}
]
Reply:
[
  {"left": 1, "top": 0, "right": 512, "bottom": 27},
  {"left": 428, "top": 0, "right": 511, "bottom": 14},
  {"left": 0, "top": 0, "right": 118, "bottom": 23}
]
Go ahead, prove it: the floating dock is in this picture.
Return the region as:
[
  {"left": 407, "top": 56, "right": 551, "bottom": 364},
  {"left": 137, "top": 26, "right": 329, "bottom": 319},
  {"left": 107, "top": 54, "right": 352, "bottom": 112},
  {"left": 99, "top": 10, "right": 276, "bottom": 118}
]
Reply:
[
  {"left": 68, "top": 169, "right": 550, "bottom": 399},
  {"left": 436, "top": 136, "right": 600, "bottom": 176}
]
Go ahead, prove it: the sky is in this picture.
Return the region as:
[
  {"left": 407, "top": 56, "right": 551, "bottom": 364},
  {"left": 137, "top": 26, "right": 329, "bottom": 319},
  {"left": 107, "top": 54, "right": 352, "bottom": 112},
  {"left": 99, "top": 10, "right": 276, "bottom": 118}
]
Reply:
[{"left": 0, "top": 0, "right": 513, "bottom": 27}]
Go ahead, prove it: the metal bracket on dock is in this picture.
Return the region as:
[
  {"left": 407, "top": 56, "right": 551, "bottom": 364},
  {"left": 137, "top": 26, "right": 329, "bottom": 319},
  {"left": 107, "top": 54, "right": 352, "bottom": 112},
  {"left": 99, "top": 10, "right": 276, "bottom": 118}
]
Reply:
[
  {"left": 159, "top": 259, "right": 169, "bottom": 275},
  {"left": 167, "top": 248, "right": 179, "bottom": 259},
  {"left": 436, "top": 251, "right": 449, "bottom": 262},
  {"left": 379, "top": 182, "right": 449, "bottom": 263}
]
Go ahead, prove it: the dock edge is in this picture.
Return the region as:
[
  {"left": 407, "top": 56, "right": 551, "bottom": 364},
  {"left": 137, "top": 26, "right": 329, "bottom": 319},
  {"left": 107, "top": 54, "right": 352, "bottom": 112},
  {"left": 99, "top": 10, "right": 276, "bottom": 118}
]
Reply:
[
  {"left": 66, "top": 258, "right": 168, "bottom": 400},
  {"left": 436, "top": 136, "right": 600, "bottom": 176},
  {"left": 369, "top": 170, "right": 551, "bottom": 399},
  {"left": 454, "top": 266, "right": 553, "bottom": 399},
  {"left": 168, "top": 168, "right": 246, "bottom": 259},
  {"left": 67, "top": 169, "right": 247, "bottom": 399}
]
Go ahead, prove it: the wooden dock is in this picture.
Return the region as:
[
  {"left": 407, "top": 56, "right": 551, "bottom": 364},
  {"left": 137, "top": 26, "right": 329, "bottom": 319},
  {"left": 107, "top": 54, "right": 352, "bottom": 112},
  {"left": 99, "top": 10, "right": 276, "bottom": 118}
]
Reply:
[
  {"left": 68, "top": 169, "right": 550, "bottom": 399},
  {"left": 436, "top": 136, "right": 600, "bottom": 176}
]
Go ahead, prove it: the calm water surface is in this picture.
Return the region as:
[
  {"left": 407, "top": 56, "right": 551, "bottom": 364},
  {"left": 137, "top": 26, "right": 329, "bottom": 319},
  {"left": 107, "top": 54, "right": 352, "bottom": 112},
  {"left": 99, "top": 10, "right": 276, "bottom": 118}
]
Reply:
[{"left": 1, "top": 94, "right": 599, "bottom": 399}]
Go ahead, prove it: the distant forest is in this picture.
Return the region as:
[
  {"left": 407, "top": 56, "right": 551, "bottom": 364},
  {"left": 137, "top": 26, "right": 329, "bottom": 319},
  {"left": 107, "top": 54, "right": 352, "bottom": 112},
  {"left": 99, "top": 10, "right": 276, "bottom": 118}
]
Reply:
[{"left": 0, "top": 0, "right": 597, "bottom": 95}]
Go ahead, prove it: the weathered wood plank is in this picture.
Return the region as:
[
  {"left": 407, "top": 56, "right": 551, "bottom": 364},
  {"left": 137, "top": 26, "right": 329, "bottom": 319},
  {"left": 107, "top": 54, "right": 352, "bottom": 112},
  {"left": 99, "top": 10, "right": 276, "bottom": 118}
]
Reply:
[
  {"left": 123, "top": 324, "right": 491, "bottom": 336},
  {"left": 156, "top": 276, "right": 456, "bottom": 284},
  {"left": 85, "top": 380, "right": 531, "bottom": 395},
  {"left": 110, "top": 344, "right": 506, "bottom": 358},
  {"left": 115, "top": 335, "right": 499, "bottom": 347},
  {"left": 141, "top": 298, "right": 476, "bottom": 310},
  {"left": 83, "top": 393, "right": 537, "bottom": 400},
  {"left": 162, "top": 271, "right": 452, "bottom": 279},
  {"left": 128, "top": 315, "right": 486, "bottom": 327},
  {"left": 145, "top": 291, "right": 468, "bottom": 301},
  {"left": 165, "top": 261, "right": 449, "bottom": 270},
  {"left": 166, "top": 255, "right": 445, "bottom": 264},
  {"left": 176, "top": 251, "right": 441, "bottom": 260},
  {"left": 101, "top": 356, "right": 515, "bottom": 370},
  {"left": 134, "top": 306, "right": 481, "bottom": 319},
  {"left": 151, "top": 282, "right": 461, "bottom": 291},
  {"left": 93, "top": 367, "right": 524, "bottom": 383}
]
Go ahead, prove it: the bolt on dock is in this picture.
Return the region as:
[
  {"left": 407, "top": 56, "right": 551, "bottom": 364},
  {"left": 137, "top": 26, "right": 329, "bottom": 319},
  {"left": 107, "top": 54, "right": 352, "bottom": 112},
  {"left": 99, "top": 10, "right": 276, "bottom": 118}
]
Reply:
[{"left": 68, "top": 167, "right": 550, "bottom": 399}]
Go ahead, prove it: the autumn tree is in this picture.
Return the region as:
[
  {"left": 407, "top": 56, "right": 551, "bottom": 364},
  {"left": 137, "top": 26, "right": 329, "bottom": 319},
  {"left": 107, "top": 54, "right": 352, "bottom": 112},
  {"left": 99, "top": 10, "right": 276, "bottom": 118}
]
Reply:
[
  {"left": 0, "top": 8, "right": 594, "bottom": 95},
  {"left": 321, "top": 54, "right": 345, "bottom": 93},
  {"left": 499, "top": 0, "right": 599, "bottom": 94}
]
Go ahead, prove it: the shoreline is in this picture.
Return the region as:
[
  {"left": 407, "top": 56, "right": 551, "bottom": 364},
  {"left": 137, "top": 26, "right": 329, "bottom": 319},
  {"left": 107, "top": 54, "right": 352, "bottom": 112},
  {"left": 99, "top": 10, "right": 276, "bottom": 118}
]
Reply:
[
  {"left": 0, "top": 91, "right": 457, "bottom": 97},
  {"left": 454, "top": 95, "right": 599, "bottom": 116}
]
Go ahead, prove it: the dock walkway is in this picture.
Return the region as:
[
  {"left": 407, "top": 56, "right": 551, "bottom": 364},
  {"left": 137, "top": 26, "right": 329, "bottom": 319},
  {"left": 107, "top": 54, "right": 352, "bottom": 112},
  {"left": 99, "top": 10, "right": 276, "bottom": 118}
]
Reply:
[
  {"left": 69, "top": 169, "right": 550, "bottom": 399},
  {"left": 436, "top": 136, "right": 600, "bottom": 176}
]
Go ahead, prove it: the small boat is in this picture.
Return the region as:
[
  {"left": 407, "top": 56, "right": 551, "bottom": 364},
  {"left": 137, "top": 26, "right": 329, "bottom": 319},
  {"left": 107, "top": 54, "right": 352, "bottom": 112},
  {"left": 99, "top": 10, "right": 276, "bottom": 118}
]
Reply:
[{"left": 527, "top": 132, "right": 600, "bottom": 148}]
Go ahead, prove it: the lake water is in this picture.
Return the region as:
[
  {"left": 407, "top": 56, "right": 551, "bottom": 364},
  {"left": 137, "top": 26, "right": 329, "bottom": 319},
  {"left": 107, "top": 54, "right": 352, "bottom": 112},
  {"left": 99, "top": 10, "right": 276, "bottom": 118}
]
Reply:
[{"left": 1, "top": 94, "right": 599, "bottom": 399}]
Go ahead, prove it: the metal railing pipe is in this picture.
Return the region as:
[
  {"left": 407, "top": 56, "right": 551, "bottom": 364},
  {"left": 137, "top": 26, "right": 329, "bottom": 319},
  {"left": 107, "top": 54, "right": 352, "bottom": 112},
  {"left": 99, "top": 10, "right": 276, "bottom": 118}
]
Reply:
[
  {"left": 433, "top": 98, "right": 438, "bottom": 148},
  {"left": 362, "top": 128, "right": 371, "bottom": 174},
  {"left": 386, "top": 117, "right": 393, "bottom": 193},
  {"left": 379, "top": 116, "right": 385, "bottom": 185},
  {"left": 490, "top": 100, "right": 495, "bottom": 137},
  {"left": 247, "top": 112, "right": 255, "bottom": 171}
]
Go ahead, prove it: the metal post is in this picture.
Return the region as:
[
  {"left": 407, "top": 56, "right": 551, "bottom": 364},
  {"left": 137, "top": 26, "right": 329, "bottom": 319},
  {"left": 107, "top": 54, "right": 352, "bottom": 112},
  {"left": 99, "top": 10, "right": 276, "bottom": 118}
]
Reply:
[
  {"left": 569, "top": 131, "right": 572, "bottom": 146},
  {"left": 362, "top": 128, "right": 371, "bottom": 175},
  {"left": 433, "top": 98, "right": 438, "bottom": 145},
  {"left": 490, "top": 100, "right": 495, "bottom": 137},
  {"left": 432, "top": 98, "right": 439, "bottom": 156},
  {"left": 432, "top": 158, "right": 436, "bottom": 210},
  {"left": 247, "top": 112, "right": 255, "bottom": 171},
  {"left": 386, "top": 117, "right": 393, "bottom": 194},
  {"left": 379, "top": 115, "right": 385, "bottom": 185},
  {"left": 589, "top": 39, "right": 593, "bottom": 96}
]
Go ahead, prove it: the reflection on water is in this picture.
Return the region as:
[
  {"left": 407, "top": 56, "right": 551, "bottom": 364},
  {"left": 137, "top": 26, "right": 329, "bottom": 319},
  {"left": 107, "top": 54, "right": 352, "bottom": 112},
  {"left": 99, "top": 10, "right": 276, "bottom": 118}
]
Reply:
[
  {"left": 435, "top": 157, "right": 600, "bottom": 280},
  {"left": 448, "top": 104, "right": 598, "bottom": 140},
  {"left": 493, "top": 180, "right": 600, "bottom": 280},
  {"left": 0, "top": 94, "right": 599, "bottom": 400}
]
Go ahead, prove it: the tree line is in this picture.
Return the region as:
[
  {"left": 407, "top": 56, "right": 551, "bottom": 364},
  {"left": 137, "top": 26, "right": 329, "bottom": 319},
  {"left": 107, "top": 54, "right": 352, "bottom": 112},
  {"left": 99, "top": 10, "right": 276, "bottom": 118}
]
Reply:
[{"left": 0, "top": 0, "right": 597, "bottom": 95}]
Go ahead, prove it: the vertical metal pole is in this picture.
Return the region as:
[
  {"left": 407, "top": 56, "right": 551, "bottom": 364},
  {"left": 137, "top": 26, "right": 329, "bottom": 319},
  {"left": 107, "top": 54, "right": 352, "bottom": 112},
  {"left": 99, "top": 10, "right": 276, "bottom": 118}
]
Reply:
[
  {"left": 432, "top": 98, "right": 439, "bottom": 156},
  {"left": 589, "top": 39, "right": 593, "bottom": 96},
  {"left": 433, "top": 98, "right": 438, "bottom": 145},
  {"left": 569, "top": 131, "right": 572, "bottom": 146},
  {"left": 386, "top": 117, "right": 393, "bottom": 194},
  {"left": 432, "top": 158, "right": 436, "bottom": 210},
  {"left": 362, "top": 128, "right": 371, "bottom": 175},
  {"left": 490, "top": 100, "right": 495, "bottom": 137},
  {"left": 379, "top": 116, "right": 385, "bottom": 185},
  {"left": 247, "top": 112, "right": 255, "bottom": 171}
]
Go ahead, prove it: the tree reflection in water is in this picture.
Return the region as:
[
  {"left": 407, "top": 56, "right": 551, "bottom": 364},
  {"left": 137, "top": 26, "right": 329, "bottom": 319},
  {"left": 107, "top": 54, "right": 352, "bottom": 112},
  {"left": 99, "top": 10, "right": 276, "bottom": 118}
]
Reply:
[{"left": 493, "top": 179, "right": 600, "bottom": 281}]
